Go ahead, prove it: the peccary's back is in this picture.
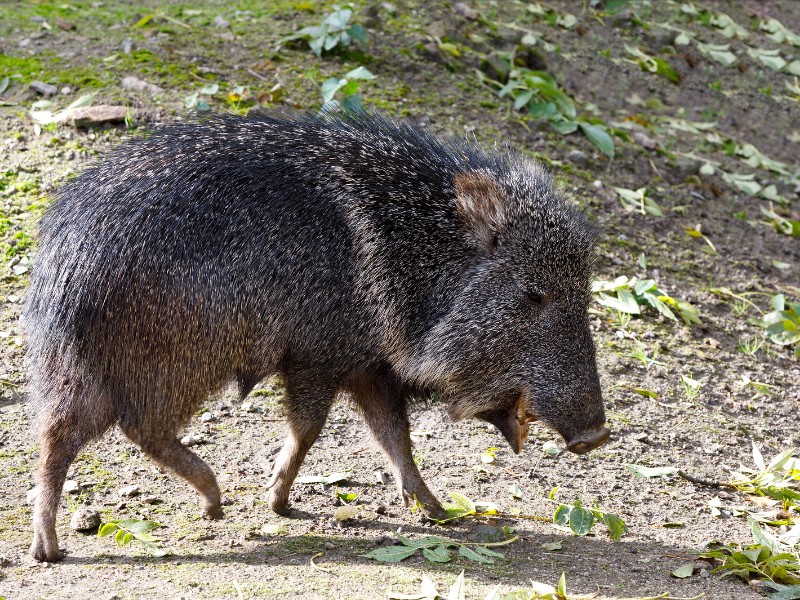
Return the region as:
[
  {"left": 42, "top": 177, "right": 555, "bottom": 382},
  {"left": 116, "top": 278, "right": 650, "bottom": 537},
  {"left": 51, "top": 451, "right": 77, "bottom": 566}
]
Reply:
[{"left": 23, "top": 112, "right": 503, "bottom": 402}]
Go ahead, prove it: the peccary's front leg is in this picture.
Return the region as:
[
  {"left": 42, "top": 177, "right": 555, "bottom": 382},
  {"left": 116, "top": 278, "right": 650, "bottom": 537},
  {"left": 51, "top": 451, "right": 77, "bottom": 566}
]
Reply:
[
  {"left": 265, "top": 377, "right": 335, "bottom": 515},
  {"left": 349, "top": 373, "right": 447, "bottom": 521}
]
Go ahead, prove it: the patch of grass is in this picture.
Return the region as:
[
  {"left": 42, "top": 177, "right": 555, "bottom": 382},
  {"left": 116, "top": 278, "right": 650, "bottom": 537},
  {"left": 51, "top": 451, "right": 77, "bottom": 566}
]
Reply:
[
  {"left": 0, "top": 504, "right": 31, "bottom": 541},
  {"left": 74, "top": 453, "right": 114, "bottom": 486},
  {"left": 0, "top": 56, "right": 44, "bottom": 80}
]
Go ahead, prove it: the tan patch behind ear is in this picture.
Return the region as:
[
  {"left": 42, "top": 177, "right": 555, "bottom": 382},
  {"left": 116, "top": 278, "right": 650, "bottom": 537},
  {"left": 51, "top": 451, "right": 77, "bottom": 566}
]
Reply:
[
  {"left": 454, "top": 171, "right": 507, "bottom": 252},
  {"left": 509, "top": 394, "right": 536, "bottom": 454},
  {"left": 474, "top": 395, "right": 537, "bottom": 455}
]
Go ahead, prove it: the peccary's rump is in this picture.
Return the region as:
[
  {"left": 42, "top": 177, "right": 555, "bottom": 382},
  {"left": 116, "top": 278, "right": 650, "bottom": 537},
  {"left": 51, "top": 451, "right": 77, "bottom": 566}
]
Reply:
[{"left": 23, "top": 111, "right": 609, "bottom": 562}]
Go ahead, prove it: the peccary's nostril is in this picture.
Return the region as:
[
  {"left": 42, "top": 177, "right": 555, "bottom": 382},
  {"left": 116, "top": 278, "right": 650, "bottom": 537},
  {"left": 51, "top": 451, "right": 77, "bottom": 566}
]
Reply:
[{"left": 567, "top": 426, "right": 610, "bottom": 455}]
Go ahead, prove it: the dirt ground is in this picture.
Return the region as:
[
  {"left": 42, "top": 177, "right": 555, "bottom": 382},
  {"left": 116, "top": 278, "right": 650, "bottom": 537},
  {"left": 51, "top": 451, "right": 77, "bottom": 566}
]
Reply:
[{"left": 1, "top": 1, "right": 799, "bottom": 598}]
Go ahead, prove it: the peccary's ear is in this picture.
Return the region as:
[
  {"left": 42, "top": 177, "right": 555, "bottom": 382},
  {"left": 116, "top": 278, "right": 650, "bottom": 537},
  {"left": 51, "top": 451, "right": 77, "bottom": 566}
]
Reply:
[
  {"left": 454, "top": 171, "right": 508, "bottom": 254},
  {"left": 476, "top": 395, "right": 536, "bottom": 454}
]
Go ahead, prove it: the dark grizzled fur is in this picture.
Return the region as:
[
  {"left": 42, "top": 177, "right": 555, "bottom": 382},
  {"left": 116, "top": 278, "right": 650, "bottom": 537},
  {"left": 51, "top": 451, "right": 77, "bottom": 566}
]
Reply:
[{"left": 23, "top": 110, "right": 607, "bottom": 562}]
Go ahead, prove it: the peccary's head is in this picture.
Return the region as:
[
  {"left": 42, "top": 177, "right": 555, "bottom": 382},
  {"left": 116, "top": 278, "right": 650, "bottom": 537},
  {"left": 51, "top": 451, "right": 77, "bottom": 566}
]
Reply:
[{"left": 405, "top": 158, "right": 608, "bottom": 455}]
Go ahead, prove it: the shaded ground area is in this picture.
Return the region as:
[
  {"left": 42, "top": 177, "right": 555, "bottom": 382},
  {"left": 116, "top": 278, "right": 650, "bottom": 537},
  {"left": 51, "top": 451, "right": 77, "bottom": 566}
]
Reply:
[{"left": 1, "top": 0, "right": 799, "bottom": 598}]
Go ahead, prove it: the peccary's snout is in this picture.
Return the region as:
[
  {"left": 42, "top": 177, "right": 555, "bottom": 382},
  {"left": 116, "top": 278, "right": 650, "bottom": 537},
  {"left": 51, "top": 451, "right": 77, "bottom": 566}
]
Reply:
[{"left": 566, "top": 426, "right": 611, "bottom": 454}]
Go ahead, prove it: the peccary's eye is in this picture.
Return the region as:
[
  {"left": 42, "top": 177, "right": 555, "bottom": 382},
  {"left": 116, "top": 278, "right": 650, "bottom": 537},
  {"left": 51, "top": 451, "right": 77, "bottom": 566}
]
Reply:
[{"left": 526, "top": 291, "right": 543, "bottom": 305}]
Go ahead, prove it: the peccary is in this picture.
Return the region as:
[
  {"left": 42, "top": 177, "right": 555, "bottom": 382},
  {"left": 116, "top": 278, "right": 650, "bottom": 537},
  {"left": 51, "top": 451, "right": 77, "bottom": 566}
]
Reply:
[{"left": 23, "top": 111, "right": 609, "bottom": 562}]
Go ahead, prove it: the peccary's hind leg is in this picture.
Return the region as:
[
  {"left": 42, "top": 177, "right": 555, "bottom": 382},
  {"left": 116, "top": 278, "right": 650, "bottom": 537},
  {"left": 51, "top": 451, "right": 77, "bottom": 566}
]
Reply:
[
  {"left": 349, "top": 374, "right": 446, "bottom": 521},
  {"left": 31, "top": 404, "right": 113, "bottom": 562},
  {"left": 121, "top": 424, "right": 222, "bottom": 520},
  {"left": 266, "top": 377, "right": 335, "bottom": 515}
]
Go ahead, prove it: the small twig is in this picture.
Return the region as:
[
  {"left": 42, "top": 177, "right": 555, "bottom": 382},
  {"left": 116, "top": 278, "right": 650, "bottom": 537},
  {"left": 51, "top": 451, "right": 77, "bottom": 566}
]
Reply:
[
  {"left": 247, "top": 68, "right": 271, "bottom": 82},
  {"left": 526, "top": 452, "right": 544, "bottom": 481},
  {"left": 651, "top": 595, "right": 705, "bottom": 600},
  {"left": 310, "top": 551, "right": 335, "bottom": 575},
  {"left": 666, "top": 416, "right": 688, "bottom": 433},
  {"left": 0, "top": 378, "right": 19, "bottom": 388},
  {"left": 470, "top": 534, "right": 520, "bottom": 548},
  {"left": 678, "top": 470, "right": 736, "bottom": 489},
  {"left": 157, "top": 12, "right": 191, "bottom": 29},
  {"left": 614, "top": 593, "right": 705, "bottom": 600},
  {"left": 648, "top": 157, "right": 663, "bottom": 180},
  {"left": 234, "top": 579, "right": 244, "bottom": 600},
  {"left": 493, "top": 511, "right": 551, "bottom": 523}
]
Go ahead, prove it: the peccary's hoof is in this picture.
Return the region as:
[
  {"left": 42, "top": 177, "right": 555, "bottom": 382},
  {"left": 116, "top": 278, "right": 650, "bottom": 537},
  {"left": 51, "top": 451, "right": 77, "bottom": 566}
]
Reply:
[
  {"left": 420, "top": 505, "right": 449, "bottom": 523},
  {"left": 266, "top": 491, "right": 291, "bottom": 516},
  {"left": 202, "top": 505, "right": 224, "bottom": 520},
  {"left": 30, "top": 539, "right": 64, "bottom": 563}
]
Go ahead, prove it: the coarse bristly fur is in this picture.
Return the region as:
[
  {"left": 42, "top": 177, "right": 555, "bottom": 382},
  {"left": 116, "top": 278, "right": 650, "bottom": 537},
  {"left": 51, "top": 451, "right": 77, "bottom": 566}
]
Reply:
[{"left": 23, "top": 109, "right": 608, "bottom": 562}]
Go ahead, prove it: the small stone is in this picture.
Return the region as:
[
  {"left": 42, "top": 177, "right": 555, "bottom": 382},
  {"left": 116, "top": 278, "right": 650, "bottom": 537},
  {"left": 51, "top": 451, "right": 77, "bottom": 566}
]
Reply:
[
  {"left": 566, "top": 149, "right": 589, "bottom": 168},
  {"left": 360, "top": 3, "right": 381, "bottom": 27},
  {"left": 374, "top": 504, "right": 388, "bottom": 515},
  {"left": 375, "top": 470, "right": 391, "bottom": 485},
  {"left": 56, "top": 105, "right": 128, "bottom": 127},
  {"left": 674, "top": 157, "right": 700, "bottom": 181},
  {"left": 64, "top": 479, "right": 81, "bottom": 494},
  {"left": 56, "top": 19, "right": 75, "bottom": 31},
  {"left": 121, "top": 76, "right": 164, "bottom": 95},
  {"left": 200, "top": 411, "right": 214, "bottom": 423},
  {"left": 181, "top": 433, "right": 205, "bottom": 446},
  {"left": 60, "top": 86, "right": 71, "bottom": 95},
  {"left": 118, "top": 484, "right": 141, "bottom": 498},
  {"left": 634, "top": 432, "right": 649, "bottom": 443},
  {"left": 140, "top": 495, "right": 160, "bottom": 505},
  {"left": 122, "top": 38, "right": 134, "bottom": 54},
  {"left": 592, "top": 179, "right": 603, "bottom": 188},
  {"left": 632, "top": 131, "right": 657, "bottom": 150},
  {"left": 453, "top": 2, "right": 478, "bottom": 20},
  {"left": 479, "top": 54, "right": 510, "bottom": 82},
  {"left": 646, "top": 29, "right": 677, "bottom": 53},
  {"left": 30, "top": 81, "right": 58, "bottom": 96},
  {"left": 324, "top": 541, "right": 335, "bottom": 550},
  {"left": 374, "top": 535, "right": 394, "bottom": 547},
  {"left": 212, "top": 15, "right": 230, "bottom": 28},
  {"left": 26, "top": 488, "right": 38, "bottom": 505},
  {"left": 70, "top": 507, "right": 101, "bottom": 531},
  {"left": 700, "top": 568, "right": 709, "bottom": 578},
  {"left": 609, "top": 8, "right": 634, "bottom": 28}
]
